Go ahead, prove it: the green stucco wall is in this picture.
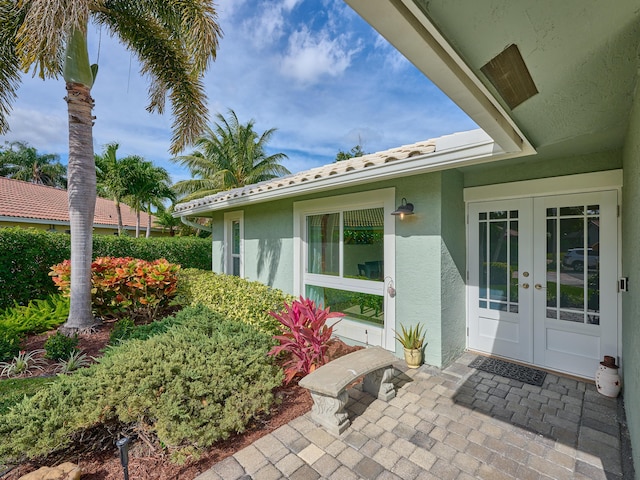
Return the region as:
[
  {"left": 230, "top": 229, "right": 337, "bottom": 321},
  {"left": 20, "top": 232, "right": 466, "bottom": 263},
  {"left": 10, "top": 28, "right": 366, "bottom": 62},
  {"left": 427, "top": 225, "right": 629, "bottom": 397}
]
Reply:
[
  {"left": 622, "top": 82, "right": 640, "bottom": 474},
  {"left": 208, "top": 172, "right": 467, "bottom": 367}
]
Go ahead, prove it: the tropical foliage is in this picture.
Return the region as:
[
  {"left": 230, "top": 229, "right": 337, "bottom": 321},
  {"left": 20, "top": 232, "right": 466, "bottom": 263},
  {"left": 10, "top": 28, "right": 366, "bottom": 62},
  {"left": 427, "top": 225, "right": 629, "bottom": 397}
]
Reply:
[
  {"left": 0, "top": 141, "right": 66, "bottom": 187},
  {"left": 173, "top": 109, "right": 290, "bottom": 201},
  {"left": 0, "top": 0, "right": 222, "bottom": 332},
  {"left": 268, "top": 297, "right": 343, "bottom": 384},
  {"left": 50, "top": 257, "right": 180, "bottom": 321},
  {"left": 176, "top": 268, "right": 294, "bottom": 335}
]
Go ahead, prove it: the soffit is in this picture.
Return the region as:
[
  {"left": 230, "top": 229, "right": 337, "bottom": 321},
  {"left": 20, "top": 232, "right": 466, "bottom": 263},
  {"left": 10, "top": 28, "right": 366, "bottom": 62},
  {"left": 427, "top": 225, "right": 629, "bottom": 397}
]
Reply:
[{"left": 415, "top": 0, "right": 640, "bottom": 160}]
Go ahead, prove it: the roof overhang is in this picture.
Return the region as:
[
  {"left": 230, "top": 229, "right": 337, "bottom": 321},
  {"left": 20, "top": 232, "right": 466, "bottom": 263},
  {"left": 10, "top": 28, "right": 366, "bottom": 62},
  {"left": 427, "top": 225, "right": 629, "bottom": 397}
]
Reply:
[
  {"left": 175, "top": 129, "right": 519, "bottom": 216},
  {"left": 344, "top": 0, "right": 535, "bottom": 158}
]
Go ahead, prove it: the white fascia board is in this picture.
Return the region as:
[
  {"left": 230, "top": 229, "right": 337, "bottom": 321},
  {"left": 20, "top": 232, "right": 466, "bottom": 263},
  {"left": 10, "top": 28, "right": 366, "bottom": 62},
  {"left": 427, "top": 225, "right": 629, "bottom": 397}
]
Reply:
[
  {"left": 175, "top": 131, "right": 519, "bottom": 216},
  {"left": 344, "top": 0, "right": 535, "bottom": 157}
]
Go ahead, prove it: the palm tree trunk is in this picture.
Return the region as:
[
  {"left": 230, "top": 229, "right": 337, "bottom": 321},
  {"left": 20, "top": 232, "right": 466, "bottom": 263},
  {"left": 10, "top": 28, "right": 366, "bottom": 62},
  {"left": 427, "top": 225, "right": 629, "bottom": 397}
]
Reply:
[
  {"left": 146, "top": 202, "right": 152, "bottom": 238},
  {"left": 61, "top": 82, "right": 97, "bottom": 333},
  {"left": 136, "top": 210, "right": 141, "bottom": 238},
  {"left": 115, "top": 199, "right": 123, "bottom": 235}
]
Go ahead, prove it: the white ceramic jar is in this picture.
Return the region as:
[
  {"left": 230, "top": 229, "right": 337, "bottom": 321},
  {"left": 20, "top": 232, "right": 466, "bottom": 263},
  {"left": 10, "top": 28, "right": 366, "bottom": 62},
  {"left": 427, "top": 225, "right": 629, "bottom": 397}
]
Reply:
[{"left": 595, "top": 355, "right": 621, "bottom": 398}]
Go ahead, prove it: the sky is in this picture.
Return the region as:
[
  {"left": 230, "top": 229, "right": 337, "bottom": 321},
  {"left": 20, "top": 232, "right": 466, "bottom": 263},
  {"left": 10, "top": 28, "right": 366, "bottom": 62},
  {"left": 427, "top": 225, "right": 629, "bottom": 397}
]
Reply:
[{"left": 1, "top": 0, "right": 477, "bottom": 186}]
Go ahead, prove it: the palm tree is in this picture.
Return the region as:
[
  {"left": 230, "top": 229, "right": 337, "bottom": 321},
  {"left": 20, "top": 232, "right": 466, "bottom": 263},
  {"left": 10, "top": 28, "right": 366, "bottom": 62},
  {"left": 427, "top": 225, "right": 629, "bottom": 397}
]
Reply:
[
  {"left": 154, "top": 204, "right": 183, "bottom": 236},
  {"left": 173, "top": 109, "right": 290, "bottom": 200},
  {"left": 0, "top": 1, "right": 221, "bottom": 332},
  {"left": 95, "top": 143, "right": 140, "bottom": 235},
  {"left": 125, "top": 159, "right": 175, "bottom": 238},
  {"left": 0, "top": 141, "right": 67, "bottom": 187}
]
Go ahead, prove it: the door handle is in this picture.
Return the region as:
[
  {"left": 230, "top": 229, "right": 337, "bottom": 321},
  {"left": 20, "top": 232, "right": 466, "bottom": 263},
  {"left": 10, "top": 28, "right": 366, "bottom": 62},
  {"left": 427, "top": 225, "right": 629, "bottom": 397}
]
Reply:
[
  {"left": 535, "top": 284, "right": 546, "bottom": 290},
  {"left": 520, "top": 283, "right": 529, "bottom": 289}
]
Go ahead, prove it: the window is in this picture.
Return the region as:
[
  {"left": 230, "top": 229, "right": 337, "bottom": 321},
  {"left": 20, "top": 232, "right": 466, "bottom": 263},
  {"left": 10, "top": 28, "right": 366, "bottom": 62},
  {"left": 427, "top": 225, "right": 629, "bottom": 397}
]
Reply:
[
  {"left": 294, "top": 189, "right": 396, "bottom": 349},
  {"left": 224, "top": 212, "right": 243, "bottom": 277}
]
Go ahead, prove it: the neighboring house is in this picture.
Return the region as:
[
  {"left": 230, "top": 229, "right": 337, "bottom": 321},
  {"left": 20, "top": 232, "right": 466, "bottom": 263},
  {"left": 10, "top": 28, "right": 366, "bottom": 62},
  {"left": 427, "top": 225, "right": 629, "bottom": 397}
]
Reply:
[
  {"left": 0, "top": 177, "right": 164, "bottom": 236},
  {"left": 175, "top": 0, "right": 640, "bottom": 470}
]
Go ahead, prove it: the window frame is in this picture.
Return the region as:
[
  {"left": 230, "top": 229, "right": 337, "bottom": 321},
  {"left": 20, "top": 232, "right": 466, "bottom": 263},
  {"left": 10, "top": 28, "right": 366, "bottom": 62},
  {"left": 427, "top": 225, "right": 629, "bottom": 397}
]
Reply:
[
  {"left": 293, "top": 188, "right": 396, "bottom": 350},
  {"left": 224, "top": 211, "right": 244, "bottom": 277}
]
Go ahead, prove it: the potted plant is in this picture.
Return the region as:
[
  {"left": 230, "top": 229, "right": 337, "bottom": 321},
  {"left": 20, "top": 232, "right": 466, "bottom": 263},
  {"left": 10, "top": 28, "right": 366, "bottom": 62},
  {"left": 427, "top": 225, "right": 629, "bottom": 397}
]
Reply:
[{"left": 395, "top": 323, "right": 425, "bottom": 368}]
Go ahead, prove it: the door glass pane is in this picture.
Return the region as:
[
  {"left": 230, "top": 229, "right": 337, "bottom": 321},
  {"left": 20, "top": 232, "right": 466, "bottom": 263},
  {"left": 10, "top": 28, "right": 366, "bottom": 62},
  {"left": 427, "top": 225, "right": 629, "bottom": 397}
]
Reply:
[
  {"left": 307, "top": 213, "right": 339, "bottom": 275},
  {"left": 232, "top": 221, "right": 240, "bottom": 255},
  {"left": 489, "top": 220, "right": 508, "bottom": 302},
  {"left": 343, "top": 208, "right": 384, "bottom": 280},
  {"left": 479, "top": 219, "right": 487, "bottom": 301},
  {"left": 479, "top": 210, "right": 519, "bottom": 312},
  {"left": 545, "top": 204, "right": 601, "bottom": 326},
  {"left": 232, "top": 256, "right": 240, "bottom": 276},
  {"left": 306, "top": 284, "right": 383, "bottom": 327}
]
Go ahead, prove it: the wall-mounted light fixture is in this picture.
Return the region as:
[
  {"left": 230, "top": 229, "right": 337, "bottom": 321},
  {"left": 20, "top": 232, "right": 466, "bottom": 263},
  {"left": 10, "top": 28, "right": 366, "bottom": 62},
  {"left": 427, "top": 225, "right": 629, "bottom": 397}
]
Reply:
[{"left": 391, "top": 198, "right": 414, "bottom": 219}]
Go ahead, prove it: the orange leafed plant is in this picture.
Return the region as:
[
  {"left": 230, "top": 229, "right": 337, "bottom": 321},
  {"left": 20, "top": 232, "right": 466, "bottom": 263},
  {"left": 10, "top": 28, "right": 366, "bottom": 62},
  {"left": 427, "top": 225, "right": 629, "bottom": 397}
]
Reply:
[{"left": 50, "top": 257, "right": 180, "bottom": 321}]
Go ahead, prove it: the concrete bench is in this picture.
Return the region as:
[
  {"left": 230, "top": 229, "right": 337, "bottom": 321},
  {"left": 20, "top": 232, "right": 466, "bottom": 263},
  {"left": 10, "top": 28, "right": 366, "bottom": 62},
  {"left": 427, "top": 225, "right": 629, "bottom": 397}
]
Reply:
[{"left": 299, "top": 346, "right": 397, "bottom": 435}]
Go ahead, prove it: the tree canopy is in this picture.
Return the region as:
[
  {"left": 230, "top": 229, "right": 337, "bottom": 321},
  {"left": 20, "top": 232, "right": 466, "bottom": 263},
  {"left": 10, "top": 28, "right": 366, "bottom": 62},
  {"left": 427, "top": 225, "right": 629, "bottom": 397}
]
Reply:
[
  {"left": 173, "top": 109, "right": 290, "bottom": 201},
  {"left": 0, "top": 141, "right": 67, "bottom": 188}
]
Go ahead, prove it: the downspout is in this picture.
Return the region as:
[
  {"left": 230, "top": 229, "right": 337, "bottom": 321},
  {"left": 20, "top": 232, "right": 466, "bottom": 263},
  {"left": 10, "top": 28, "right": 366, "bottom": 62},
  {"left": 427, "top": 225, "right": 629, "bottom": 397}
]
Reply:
[{"left": 180, "top": 216, "right": 213, "bottom": 233}]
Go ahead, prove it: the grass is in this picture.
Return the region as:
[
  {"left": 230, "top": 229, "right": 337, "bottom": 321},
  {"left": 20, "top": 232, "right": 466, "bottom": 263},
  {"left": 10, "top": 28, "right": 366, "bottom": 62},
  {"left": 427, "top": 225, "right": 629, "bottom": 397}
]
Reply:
[{"left": 0, "top": 376, "right": 54, "bottom": 415}]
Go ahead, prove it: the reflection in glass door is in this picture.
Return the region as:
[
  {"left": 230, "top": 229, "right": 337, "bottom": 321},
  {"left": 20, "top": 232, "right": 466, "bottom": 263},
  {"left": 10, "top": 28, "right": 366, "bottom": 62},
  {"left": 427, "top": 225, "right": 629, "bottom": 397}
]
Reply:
[
  {"left": 534, "top": 192, "right": 617, "bottom": 378},
  {"left": 468, "top": 199, "right": 533, "bottom": 363}
]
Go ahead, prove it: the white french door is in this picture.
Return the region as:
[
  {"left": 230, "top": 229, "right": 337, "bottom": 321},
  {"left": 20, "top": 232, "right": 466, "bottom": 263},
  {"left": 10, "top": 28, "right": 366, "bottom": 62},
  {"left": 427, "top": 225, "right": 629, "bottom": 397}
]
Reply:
[{"left": 468, "top": 191, "right": 619, "bottom": 378}]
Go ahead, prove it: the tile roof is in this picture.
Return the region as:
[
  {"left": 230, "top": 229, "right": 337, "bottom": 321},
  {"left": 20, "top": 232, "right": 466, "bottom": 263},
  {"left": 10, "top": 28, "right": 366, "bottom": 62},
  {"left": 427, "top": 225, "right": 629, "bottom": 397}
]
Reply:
[
  {"left": 174, "top": 138, "right": 437, "bottom": 214},
  {"left": 0, "top": 177, "right": 158, "bottom": 229}
]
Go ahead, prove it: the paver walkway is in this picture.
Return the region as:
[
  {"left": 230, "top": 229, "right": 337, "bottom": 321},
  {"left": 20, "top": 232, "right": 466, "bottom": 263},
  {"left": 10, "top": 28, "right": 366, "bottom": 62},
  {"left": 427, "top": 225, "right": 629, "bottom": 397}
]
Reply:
[{"left": 197, "top": 352, "right": 634, "bottom": 480}]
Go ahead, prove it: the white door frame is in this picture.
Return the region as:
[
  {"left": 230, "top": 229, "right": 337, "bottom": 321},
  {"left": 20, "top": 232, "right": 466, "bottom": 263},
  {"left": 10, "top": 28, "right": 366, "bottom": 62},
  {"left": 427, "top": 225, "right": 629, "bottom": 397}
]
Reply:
[{"left": 464, "top": 170, "right": 623, "bottom": 377}]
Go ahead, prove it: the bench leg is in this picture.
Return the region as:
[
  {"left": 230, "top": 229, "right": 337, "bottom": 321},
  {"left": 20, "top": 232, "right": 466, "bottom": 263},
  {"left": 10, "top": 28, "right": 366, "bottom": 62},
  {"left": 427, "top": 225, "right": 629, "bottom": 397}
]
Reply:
[
  {"left": 363, "top": 367, "right": 396, "bottom": 401},
  {"left": 308, "top": 390, "right": 350, "bottom": 436}
]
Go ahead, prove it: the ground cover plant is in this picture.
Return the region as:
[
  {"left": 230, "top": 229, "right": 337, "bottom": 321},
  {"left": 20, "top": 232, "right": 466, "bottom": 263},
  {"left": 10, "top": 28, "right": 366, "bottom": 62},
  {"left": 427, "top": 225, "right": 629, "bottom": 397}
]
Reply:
[
  {"left": 177, "top": 268, "right": 294, "bottom": 335},
  {"left": 0, "top": 305, "right": 283, "bottom": 464},
  {"left": 0, "top": 295, "right": 69, "bottom": 362}
]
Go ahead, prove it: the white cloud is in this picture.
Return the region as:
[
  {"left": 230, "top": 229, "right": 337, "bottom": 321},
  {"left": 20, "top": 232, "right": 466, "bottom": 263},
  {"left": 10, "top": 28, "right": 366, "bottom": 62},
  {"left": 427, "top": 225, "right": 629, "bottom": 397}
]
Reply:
[
  {"left": 2, "top": 107, "right": 68, "bottom": 155},
  {"left": 243, "top": 0, "right": 304, "bottom": 48},
  {"left": 280, "top": 27, "right": 361, "bottom": 85}
]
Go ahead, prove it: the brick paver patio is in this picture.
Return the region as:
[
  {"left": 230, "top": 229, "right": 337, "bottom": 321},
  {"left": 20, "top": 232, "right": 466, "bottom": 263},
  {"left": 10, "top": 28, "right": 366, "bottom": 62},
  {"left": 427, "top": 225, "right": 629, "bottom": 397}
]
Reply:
[{"left": 196, "top": 352, "right": 634, "bottom": 479}]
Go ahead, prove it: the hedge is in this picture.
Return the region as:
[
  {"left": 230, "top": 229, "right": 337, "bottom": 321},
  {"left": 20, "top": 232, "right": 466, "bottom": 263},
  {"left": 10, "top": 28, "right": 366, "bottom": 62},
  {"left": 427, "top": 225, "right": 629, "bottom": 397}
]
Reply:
[
  {"left": 0, "top": 228, "right": 212, "bottom": 309},
  {"left": 177, "top": 268, "right": 295, "bottom": 335},
  {"left": 0, "top": 305, "right": 282, "bottom": 463}
]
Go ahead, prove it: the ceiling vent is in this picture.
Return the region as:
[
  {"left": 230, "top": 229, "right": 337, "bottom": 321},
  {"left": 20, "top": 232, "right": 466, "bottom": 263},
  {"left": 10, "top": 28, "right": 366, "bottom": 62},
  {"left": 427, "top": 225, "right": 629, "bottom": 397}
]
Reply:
[{"left": 481, "top": 44, "right": 538, "bottom": 109}]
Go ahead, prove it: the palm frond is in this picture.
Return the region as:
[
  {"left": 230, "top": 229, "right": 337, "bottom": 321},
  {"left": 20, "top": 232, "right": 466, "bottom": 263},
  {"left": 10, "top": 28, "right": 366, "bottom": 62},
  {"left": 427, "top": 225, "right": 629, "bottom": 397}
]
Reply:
[{"left": 0, "top": 1, "right": 24, "bottom": 133}]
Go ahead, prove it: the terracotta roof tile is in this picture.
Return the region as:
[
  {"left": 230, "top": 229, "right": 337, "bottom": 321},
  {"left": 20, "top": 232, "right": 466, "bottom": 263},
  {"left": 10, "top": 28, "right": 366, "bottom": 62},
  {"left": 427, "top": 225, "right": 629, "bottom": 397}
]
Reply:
[{"left": 0, "top": 177, "right": 157, "bottom": 228}]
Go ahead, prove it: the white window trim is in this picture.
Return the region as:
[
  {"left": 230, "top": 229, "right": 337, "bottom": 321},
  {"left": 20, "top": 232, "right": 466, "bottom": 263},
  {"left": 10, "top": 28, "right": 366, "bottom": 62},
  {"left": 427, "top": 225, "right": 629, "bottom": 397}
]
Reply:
[
  {"left": 223, "top": 211, "right": 244, "bottom": 277},
  {"left": 293, "top": 188, "right": 396, "bottom": 350}
]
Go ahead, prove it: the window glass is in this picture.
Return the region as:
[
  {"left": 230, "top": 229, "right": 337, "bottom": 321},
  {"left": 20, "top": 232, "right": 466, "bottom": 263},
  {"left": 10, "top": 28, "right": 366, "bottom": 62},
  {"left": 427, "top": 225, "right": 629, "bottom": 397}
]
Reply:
[
  {"left": 343, "top": 208, "right": 384, "bottom": 280},
  {"left": 306, "top": 284, "right": 383, "bottom": 327},
  {"left": 307, "top": 213, "right": 340, "bottom": 275}
]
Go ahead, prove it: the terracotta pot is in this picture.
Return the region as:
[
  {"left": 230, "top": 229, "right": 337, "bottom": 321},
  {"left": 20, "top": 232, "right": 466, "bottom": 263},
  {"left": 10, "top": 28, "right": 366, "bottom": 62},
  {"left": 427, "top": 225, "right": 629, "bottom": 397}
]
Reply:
[{"left": 403, "top": 347, "right": 422, "bottom": 368}]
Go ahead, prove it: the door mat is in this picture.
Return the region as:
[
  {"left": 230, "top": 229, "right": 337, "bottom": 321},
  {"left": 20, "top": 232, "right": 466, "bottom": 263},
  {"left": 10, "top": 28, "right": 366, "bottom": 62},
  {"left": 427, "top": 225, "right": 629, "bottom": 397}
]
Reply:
[{"left": 468, "top": 356, "right": 547, "bottom": 386}]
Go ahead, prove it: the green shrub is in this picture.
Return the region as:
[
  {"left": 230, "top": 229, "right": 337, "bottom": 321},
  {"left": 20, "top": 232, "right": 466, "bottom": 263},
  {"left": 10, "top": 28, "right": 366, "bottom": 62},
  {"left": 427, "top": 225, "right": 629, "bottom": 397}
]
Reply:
[
  {"left": 0, "top": 295, "right": 69, "bottom": 336},
  {"left": 108, "top": 318, "right": 137, "bottom": 345},
  {"left": 51, "top": 257, "right": 179, "bottom": 321},
  {"left": 0, "top": 228, "right": 211, "bottom": 309},
  {"left": 176, "top": 269, "right": 294, "bottom": 335},
  {"left": 44, "top": 332, "right": 79, "bottom": 361},
  {"left": 0, "top": 328, "right": 22, "bottom": 363},
  {"left": 0, "top": 305, "right": 282, "bottom": 463},
  {"left": 108, "top": 314, "right": 182, "bottom": 346}
]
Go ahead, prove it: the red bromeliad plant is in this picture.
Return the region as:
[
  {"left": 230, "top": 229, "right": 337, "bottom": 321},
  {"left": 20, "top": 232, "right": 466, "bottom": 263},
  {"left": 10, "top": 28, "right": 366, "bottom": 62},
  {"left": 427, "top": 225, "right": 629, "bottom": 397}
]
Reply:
[
  {"left": 50, "top": 257, "right": 180, "bottom": 321},
  {"left": 268, "top": 297, "right": 343, "bottom": 384}
]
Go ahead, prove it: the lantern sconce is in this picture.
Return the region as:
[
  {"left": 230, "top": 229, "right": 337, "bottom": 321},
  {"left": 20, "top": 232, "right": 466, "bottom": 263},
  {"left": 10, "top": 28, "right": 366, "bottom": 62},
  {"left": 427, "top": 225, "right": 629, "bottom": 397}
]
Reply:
[{"left": 391, "top": 198, "right": 414, "bottom": 219}]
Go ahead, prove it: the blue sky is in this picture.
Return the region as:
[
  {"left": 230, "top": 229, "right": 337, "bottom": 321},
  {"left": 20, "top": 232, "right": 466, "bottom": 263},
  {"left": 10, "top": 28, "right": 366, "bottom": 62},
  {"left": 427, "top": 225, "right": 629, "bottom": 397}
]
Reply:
[{"left": 1, "top": 0, "right": 476, "bottom": 185}]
